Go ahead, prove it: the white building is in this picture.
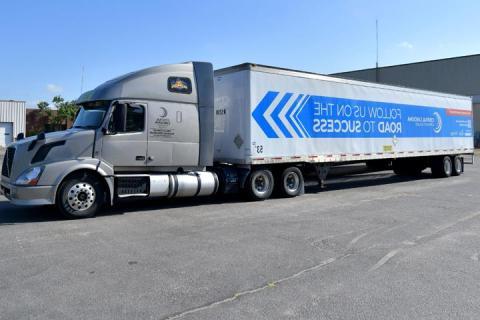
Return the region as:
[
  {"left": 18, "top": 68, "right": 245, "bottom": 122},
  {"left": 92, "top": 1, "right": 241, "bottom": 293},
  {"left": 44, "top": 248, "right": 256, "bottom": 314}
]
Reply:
[{"left": 0, "top": 100, "right": 26, "bottom": 148}]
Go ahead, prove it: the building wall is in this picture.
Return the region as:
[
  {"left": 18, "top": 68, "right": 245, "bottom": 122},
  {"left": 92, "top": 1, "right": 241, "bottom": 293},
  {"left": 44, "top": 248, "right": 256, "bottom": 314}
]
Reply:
[
  {"left": 474, "top": 103, "right": 480, "bottom": 147},
  {"left": 331, "top": 54, "right": 480, "bottom": 145},
  {"left": 26, "top": 109, "right": 50, "bottom": 136},
  {"left": 0, "top": 100, "right": 26, "bottom": 139},
  {"left": 26, "top": 109, "right": 74, "bottom": 136},
  {"left": 332, "top": 54, "right": 480, "bottom": 96}
]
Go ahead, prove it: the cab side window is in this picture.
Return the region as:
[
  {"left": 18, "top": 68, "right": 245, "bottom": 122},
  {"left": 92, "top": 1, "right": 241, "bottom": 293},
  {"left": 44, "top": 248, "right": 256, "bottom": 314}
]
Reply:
[
  {"left": 126, "top": 105, "right": 144, "bottom": 132},
  {"left": 109, "top": 104, "right": 145, "bottom": 133}
]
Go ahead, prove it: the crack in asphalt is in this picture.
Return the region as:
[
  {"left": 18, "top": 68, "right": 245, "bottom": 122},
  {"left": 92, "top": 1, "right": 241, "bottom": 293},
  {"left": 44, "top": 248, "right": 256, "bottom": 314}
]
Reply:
[
  {"left": 162, "top": 253, "right": 352, "bottom": 320},
  {"left": 163, "top": 210, "right": 479, "bottom": 320},
  {"left": 367, "top": 211, "right": 480, "bottom": 272}
]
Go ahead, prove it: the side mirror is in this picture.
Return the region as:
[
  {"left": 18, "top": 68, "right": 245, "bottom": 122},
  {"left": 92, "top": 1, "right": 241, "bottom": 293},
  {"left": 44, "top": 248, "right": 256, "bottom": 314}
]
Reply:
[{"left": 16, "top": 133, "right": 25, "bottom": 140}]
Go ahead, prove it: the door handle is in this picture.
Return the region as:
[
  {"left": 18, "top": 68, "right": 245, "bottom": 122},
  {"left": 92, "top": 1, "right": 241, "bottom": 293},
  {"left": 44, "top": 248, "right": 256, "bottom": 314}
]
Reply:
[
  {"left": 136, "top": 156, "right": 145, "bottom": 161},
  {"left": 148, "top": 156, "right": 155, "bottom": 161}
]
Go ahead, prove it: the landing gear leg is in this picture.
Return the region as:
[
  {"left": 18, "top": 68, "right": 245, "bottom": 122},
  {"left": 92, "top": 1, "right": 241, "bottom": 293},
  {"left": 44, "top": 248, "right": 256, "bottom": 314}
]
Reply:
[{"left": 314, "top": 164, "right": 330, "bottom": 189}]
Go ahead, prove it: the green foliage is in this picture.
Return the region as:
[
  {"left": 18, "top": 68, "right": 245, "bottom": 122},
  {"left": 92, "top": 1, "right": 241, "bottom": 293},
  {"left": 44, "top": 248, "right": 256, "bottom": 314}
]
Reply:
[
  {"left": 52, "top": 95, "right": 78, "bottom": 125},
  {"left": 37, "top": 101, "right": 49, "bottom": 111},
  {"left": 26, "top": 130, "right": 40, "bottom": 137},
  {"left": 37, "top": 100, "right": 52, "bottom": 119},
  {"left": 37, "top": 95, "right": 79, "bottom": 131}
]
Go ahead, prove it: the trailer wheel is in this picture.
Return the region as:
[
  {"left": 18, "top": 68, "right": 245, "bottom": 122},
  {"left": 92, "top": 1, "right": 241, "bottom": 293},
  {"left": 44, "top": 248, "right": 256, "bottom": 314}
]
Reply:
[
  {"left": 245, "top": 169, "right": 274, "bottom": 200},
  {"left": 452, "top": 156, "right": 462, "bottom": 176},
  {"left": 56, "top": 173, "right": 105, "bottom": 219},
  {"left": 431, "top": 156, "right": 452, "bottom": 178},
  {"left": 278, "top": 167, "right": 304, "bottom": 197}
]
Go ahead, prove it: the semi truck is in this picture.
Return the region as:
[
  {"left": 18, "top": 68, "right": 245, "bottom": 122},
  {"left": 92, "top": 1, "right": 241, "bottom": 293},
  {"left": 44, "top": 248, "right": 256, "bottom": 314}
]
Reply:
[{"left": 1, "top": 62, "right": 474, "bottom": 218}]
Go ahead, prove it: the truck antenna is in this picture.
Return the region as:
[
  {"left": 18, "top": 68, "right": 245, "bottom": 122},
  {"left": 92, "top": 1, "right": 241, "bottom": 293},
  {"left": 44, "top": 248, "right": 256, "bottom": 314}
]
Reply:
[
  {"left": 375, "top": 19, "right": 379, "bottom": 82},
  {"left": 80, "top": 66, "right": 85, "bottom": 94}
]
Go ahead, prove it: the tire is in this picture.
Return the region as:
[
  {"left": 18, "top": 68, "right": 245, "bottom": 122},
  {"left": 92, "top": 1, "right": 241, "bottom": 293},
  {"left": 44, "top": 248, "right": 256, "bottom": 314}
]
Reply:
[
  {"left": 452, "top": 156, "right": 462, "bottom": 176},
  {"left": 56, "top": 173, "right": 105, "bottom": 219},
  {"left": 278, "top": 167, "right": 304, "bottom": 197},
  {"left": 431, "top": 156, "right": 452, "bottom": 178},
  {"left": 245, "top": 169, "right": 274, "bottom": 200}
]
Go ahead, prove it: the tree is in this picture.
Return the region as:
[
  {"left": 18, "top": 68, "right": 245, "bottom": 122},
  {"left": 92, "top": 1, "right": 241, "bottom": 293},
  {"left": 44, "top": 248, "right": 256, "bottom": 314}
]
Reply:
[
  {"left": 52, "top": 95, "right": 78, "bottom": 126},
  {"left": 36, "top": 96, "right": 79, "bottom": 131},
  {"left": 37, "top": 101, "right": 49, "bottom": 112}
]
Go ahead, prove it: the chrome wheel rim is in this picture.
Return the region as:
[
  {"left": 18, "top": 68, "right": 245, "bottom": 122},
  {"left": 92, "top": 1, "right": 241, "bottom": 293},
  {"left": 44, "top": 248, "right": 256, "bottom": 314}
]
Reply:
[
  {"left": 284, "top": 172, "right": 300, "bottom": 193},
  {"left": 67, "top": 183, "right": 95, "bottom": 211},
  {"left": 253, "top": 173, "right": 270, "bottom": 195}
]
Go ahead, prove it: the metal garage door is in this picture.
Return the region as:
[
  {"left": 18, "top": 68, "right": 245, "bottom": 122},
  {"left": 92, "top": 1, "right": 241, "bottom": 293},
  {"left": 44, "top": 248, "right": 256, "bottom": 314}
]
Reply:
[{"left": 0, "top": 122, "right": 13, "bottom": 147}]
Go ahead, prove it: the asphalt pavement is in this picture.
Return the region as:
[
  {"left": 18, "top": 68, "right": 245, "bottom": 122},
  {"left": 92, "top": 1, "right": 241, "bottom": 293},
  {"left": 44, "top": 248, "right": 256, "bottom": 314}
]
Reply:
[{"left": 1, "top": 162, "right": 480, "bottom": 319}]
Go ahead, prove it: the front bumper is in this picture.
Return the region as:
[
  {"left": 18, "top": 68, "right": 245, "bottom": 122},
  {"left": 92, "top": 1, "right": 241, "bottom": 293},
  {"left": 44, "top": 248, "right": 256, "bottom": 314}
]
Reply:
[{"left": 0, "top": 179, "right": 55, "bottom": 206}]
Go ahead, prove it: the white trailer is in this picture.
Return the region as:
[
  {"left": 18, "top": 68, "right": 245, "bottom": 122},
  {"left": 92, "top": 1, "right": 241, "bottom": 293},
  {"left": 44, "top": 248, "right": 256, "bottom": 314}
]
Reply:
[{"left": 214, "top": 64, "right": 473, "bottom": 165}]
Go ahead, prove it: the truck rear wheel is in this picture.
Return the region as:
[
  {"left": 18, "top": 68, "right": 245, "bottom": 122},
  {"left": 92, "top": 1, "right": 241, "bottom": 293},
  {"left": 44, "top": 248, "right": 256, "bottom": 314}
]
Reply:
[
  {"left": 56, "top": 173, "right": 105, "bottom": 219},
  {"left": 431, "top": 156, "right": 452, "bottom": 178},
  {"left": 452, "top": 156, "right": 462, "bottom": 176},
  {"left": 245, "top": 169, "right": 274, "bottom": 200},
  {"left": 278, "top": 167, "right": 304, "bottom": 197}
]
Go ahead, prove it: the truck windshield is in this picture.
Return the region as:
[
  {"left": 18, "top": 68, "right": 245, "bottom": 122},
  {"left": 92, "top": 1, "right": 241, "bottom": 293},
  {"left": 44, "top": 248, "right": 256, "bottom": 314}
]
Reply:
[{"left": 73, "top": 103, "right": 110, "bottom": 129}]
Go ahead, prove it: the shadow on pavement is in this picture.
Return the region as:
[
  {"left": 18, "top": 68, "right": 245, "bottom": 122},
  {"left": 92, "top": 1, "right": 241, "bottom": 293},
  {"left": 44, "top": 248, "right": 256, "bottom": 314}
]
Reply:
[
  {"left": 0, "top": 202, "right": 61, "bottom": 225},
  {"left": 0, "top": 165, "right": 431, "bottom": 225}
]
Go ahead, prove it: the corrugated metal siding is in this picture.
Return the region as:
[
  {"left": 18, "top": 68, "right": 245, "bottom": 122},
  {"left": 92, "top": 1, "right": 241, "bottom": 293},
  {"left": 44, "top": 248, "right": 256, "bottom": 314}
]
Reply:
[
  {"left": 0, "top": 100, "right": 26, "bottom": 139},
  {"left": 331, "top": 54, "right": 480, "bottom": 97}
]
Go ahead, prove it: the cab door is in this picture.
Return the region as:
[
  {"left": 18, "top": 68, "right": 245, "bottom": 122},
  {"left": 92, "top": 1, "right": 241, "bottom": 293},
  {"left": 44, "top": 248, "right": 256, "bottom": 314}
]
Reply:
[
  {"left": 101, "top": 102, "right": 147, "bottom": 170},
  {"left": 146, "top": 100, "right": 199, "bottom": 168}
]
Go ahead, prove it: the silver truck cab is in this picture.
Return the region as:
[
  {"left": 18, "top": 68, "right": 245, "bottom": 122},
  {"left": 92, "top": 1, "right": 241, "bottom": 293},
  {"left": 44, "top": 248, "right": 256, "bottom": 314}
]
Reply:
[{"left": 1, "top": 62, "right": 217, "bottom": 218}]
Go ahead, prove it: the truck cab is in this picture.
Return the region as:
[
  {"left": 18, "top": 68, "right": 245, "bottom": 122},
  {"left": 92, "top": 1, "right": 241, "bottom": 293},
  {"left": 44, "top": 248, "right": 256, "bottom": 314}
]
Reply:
[{"left": 1, "top": 62, "right": 218, "bottom": 218}]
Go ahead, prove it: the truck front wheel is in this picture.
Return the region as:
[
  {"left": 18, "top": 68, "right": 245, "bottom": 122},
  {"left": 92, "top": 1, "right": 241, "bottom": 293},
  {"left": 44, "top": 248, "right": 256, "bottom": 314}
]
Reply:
[
  {"left": 278, "top": 167, "right": 304, "bottom": 197},
  {"left": 56, "top": 173, "right": 105, "bottom": 219},
  {"left": 245, "top": 169, "right": 274, "bottom": 200}
]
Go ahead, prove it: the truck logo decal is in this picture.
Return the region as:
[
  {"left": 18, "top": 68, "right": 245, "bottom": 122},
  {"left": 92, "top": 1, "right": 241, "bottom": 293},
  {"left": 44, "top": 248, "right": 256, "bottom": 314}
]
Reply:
[
  {"left": 158, "top": 107, "right": 168, "bottom": 118},
  {"left": 252, "top": 91, "right": 472, "bottom": 139},
  {"left": 433, "top": 112, "right": 442, "bottom": 134}
]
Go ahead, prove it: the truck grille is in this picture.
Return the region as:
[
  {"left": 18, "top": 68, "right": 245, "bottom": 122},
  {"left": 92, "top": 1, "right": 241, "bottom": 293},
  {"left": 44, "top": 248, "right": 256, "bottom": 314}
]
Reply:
[{"left": 1, "top": 147, "right": 15, "bottom": 178}]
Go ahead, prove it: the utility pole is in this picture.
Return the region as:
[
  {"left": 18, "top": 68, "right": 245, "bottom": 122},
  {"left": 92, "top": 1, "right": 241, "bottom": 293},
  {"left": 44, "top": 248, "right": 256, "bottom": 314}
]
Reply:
[{"left": 375, "top": 19, "right": 379, "bottom": 82}]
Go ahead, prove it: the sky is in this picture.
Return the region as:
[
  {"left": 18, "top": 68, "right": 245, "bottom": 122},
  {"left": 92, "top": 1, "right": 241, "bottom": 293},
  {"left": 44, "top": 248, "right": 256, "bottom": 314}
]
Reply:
[{"left": 1, "top": 0, "right": 480, "bottom": 107}]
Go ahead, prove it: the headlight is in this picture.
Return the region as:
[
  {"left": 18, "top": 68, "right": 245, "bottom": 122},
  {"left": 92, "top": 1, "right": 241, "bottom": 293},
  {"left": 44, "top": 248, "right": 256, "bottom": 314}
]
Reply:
[{"left": 15, "top": 167, "right": 44, "bottom": 186}]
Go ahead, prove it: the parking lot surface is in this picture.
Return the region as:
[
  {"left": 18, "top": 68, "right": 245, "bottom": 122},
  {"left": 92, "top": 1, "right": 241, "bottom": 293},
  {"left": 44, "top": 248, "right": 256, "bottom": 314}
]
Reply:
[{"left": 1, "top": 163, "right": 480, "bottom": 319}]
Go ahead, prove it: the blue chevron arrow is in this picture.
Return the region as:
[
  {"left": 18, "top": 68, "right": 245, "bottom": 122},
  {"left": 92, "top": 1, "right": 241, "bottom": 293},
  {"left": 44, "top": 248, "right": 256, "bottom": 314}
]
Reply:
[
  {"left": 252, "top": 91, "right": 279, "bottom": 138},
  {"left": 295, "top": 95, "right": 310, "bottom": 137},
  {"left": 285, "top": 94, "right": 304, "bottom": 138},
  {"left": 271, "top": 93, "right": 293, "bottom": 138}
]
